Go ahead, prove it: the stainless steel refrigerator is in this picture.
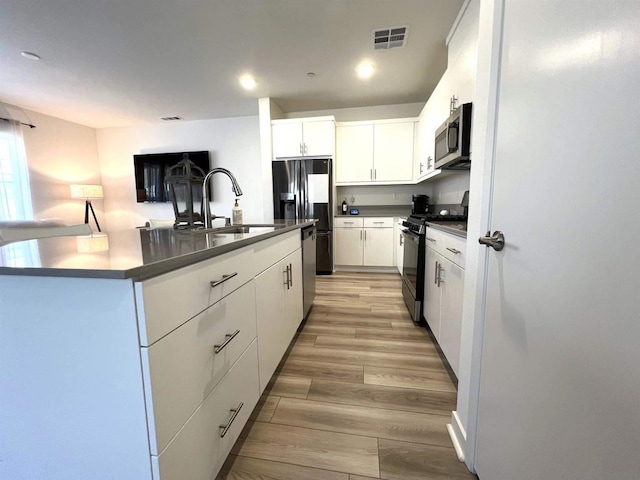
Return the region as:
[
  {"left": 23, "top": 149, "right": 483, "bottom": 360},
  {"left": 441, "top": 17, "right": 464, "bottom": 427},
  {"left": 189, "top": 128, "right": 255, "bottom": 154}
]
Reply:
[{"left": 272, "top": 158, "right": 333, "bottom": 274}]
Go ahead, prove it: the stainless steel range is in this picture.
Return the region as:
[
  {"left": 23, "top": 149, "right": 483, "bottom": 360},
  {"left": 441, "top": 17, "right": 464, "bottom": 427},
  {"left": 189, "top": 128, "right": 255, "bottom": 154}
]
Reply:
[{"left": 401, "top": 214, "right": 467, "bottom": 323}]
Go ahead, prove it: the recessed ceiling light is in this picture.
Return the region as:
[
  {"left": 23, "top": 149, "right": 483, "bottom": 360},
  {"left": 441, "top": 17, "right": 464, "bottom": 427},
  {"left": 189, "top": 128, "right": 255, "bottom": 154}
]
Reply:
[
  {"left": 21, "top": 51, "right": 41, "bottom": 61},
  {"left": 239, "top": 75, "right": 257, "bottom": 90},
  {"left": 356, "top": 62, "right": 375, "bottom": 79}
]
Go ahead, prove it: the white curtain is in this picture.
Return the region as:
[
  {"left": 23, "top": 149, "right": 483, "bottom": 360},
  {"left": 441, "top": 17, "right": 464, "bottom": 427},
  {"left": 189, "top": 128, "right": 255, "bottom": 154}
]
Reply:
[{"left": 0, "top": 119, "right": 39, "bottom": 266}]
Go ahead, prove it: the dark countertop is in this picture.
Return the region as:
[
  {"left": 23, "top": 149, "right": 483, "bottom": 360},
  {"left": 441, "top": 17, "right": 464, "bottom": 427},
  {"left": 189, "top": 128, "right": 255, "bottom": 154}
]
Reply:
[
  {"left": 426, "top": 221, "right": 468, "bottom": 238},
  {"left": 0, "top": 221, "right": 314, "bottom": 281}
]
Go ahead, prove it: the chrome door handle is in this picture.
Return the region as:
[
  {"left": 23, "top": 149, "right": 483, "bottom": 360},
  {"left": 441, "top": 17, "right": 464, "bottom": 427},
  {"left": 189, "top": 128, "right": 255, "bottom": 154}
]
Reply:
[
  {"left": 284, "top": 265, "right": 290, "bottom": 289},
  {"left": 360, "top": 230, "right": 363, "bottom": 240},
  {"left": 289, "top": 263, "right": 293, "bottom": 287},
  {"left": 374, "top": 169, "right": 377, "bottom": 180},
  {"left": 446, "top": 247, "right": 461, "bottom": 254},
  {"left": 210, "top": 272, "right": 238, "bottom": 288},
  {"left": 479, "top": 231, "right": 505, "bottom": 251},
  {"left": 437, "top": 263, "right": 445, "bottom": 287},
  {"left": 370, "top": 169, "right": 373, "bottom": 180},
  {"left": 364, "top": 230, "right": 367, "bottom": 241},
  {"left": 434, "top": 261, "right": 439, "bottom": 285},
  {"left": 214, "top": 330, "right": 240, "bottom": 354},
  {"left": 219, "top": 402, "right": 243, "bottom": 438}
]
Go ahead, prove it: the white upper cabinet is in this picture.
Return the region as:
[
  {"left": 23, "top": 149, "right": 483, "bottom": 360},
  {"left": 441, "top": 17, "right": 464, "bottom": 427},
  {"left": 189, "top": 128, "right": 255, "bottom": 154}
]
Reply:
[
  {"left": 272, "top": 117, "right": 335, "bottom": 159},
  {"left": 336, "top": 119, "right": 416, "bottom": 185},
  {"left": 373, "top": 122, "right": 415, "bottom": 182},
  {"left": 336, "top": 124, "right": 374, "bottom": 183}
]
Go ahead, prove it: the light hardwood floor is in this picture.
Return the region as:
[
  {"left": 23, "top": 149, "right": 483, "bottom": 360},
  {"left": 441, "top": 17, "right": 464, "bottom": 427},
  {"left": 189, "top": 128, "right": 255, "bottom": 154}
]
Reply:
[{"left": 218, "top": 272, "right": 476, "bottom": 480}]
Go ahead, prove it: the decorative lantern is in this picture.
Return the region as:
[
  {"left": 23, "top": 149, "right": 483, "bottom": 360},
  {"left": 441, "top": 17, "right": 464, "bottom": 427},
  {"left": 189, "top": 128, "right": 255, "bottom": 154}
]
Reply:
[{"left": 165, "top": 153, "right": 206, "bottom": 229}]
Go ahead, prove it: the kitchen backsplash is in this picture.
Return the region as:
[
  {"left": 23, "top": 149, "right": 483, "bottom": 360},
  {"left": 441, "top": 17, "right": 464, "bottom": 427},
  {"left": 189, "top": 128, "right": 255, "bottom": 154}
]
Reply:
[
  {"left": 337, "top": 184, "right": 433, "bottom": 207},
  {"left": 429, "top": 171, "right": 470, "bottom": 205}
]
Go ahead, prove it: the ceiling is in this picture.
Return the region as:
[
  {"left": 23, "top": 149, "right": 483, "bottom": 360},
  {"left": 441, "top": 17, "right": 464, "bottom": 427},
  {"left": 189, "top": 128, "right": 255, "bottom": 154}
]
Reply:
[{"left": 0, "top": 0, "right": 464, "bottom": 129}]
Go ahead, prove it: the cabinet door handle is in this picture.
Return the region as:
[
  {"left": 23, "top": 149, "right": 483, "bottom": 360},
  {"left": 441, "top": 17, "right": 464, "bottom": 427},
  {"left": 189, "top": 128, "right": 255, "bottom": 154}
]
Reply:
[
  {"left": 284, "top": 265, "right": 290, "bottom": 289},
  {"left": 437, "top": 263, "right": 445, "bottom": 287},
  {"left": 420, "top": 162, "right": 424, "bottom": 174},
  {"left": 374, "top": 169, "right": 377, "bottom": 180},
  {"left": 400, "top": 235, "right": 404, "bottom": 246},
  {"left": 360, "top": 230, "right": 363, "bottom": 240},
  {"left": 364, "top": 230, "right": 367, "bottom": 241},
  {"left": 370, "top": 169, "right": 373, "bottom": 180},
  {"left": 426, "top": 237, "right": 436, "bottom": 242},
  {"left": 214, "top": 329, "right": 241, "bottom": 354},
  {"left": 210, "top": 272, "right": 238, "bottom": 288},
  {"left": 344, "top": 221, "right": 354, "bottom": 224},
  {"left": 289, "top": 262, "right": 293, "bottom": 287},
  {"left": 219, "top": 402, "right": 243, "bottom": 438},
  {"left": 446, "top": 247, "right": 461, "bottom": 254},
  {"left": 434, "top": 261, "right": 439, "bottom": 285},
  {"left": 373, "top": 221, "right": 384, "bottom": 224},
  {"left": 304, "top": 143, "right": 308, "bottom": 155}
]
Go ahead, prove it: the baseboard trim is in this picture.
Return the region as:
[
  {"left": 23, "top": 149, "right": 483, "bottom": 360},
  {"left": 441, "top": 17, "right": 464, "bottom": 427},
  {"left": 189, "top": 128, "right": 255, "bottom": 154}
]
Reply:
[
  {"left": 447, "top": 410, "right": 467, "bottom": 462},
  {"left": 335, "top": 265, "right": 399, "bottom": 274}
]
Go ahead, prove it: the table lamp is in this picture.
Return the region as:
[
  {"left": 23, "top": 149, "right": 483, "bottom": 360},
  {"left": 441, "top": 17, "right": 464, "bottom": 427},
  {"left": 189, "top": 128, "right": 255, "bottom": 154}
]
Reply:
[{"left": 70, "top": 184, "right": 103, "bottom": 232}]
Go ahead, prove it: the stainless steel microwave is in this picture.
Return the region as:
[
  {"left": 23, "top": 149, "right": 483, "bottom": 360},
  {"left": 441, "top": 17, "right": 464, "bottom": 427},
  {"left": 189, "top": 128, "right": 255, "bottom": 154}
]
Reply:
[{"left": 434, "top": 102, "right": 472, "bottom": 170}]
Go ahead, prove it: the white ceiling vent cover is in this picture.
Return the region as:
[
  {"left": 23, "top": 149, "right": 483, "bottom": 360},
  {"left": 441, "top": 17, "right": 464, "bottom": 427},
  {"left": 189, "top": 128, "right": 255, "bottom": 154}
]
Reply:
[{"left": 373, "top": 26, "right": 408, "bottom": 50}]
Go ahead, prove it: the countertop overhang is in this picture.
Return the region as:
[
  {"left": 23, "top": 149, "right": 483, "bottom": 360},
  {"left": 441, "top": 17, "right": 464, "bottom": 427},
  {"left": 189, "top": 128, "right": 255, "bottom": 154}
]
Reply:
[{"left": 0, "top": 221, "right": 315, "bottom": 281}]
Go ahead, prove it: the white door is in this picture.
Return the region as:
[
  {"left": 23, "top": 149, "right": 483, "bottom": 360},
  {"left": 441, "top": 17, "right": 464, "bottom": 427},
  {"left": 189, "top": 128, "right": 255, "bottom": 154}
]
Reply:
[
  {"left": 334, "top": 227, "right": 363, "bottom": 266},
  {"left": 438, "top": 258, "right": 464, "bottom": 376},
  {"left": 423, "top": 247, "right": 441, "bottom": 341},
  {"left": 373, "top": 122, "right": 414, "bottom": 182},
  {"left": 362, "top": 228, "right": 394, "bottom": 267},
  {"left": 336, "top": 124, "right": 374, "bottom": 183},
  {"left": 474, "top": 2, "right": 640, "bottom": 479},
  {"left": 272, "top": 122, "right": 303, "bottom": 158},
  {"left": 254, "top": 261, "right": 288, "bottom": 391},
  {"left": 302, "top": 120, "right": 334, "bottom": 157},
  {"left": 284, "top": 249, "right": 303, "bottom": 334}
]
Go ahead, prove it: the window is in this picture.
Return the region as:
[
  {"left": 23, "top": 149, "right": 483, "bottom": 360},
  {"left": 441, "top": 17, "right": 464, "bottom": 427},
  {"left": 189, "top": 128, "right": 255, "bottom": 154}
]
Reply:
[{"left": 0, "top": 119, "right": 39, "bottom": 266}]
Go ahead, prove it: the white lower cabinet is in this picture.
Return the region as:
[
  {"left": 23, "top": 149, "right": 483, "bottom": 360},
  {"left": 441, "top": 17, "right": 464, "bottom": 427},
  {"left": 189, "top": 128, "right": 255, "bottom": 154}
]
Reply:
[
  {"left": 255, "top": 248, "right": 303, "bottom": 391},
  {"left": 423, "top": 227, "right": 466, "bottom": 376},
  {"left": 141, "top": 281, "right": 257, "bottom": 455},
  {"left": 335, "top": 217, "right": 394, "bottom": 267},
  {"left": 151, "top": 340, "right": 260, "bottom": 480}
]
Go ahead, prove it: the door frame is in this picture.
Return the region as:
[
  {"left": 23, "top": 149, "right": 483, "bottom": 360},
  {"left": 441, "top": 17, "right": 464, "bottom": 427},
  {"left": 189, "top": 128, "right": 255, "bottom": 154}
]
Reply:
[{"left": 447, "top": 0, "right": 505, "bottom": 473}]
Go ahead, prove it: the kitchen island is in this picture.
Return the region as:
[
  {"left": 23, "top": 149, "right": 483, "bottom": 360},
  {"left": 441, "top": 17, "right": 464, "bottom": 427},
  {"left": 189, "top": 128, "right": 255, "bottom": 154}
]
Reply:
[{"left": 0, "top": 221, "right": 313, "bottom": 480}]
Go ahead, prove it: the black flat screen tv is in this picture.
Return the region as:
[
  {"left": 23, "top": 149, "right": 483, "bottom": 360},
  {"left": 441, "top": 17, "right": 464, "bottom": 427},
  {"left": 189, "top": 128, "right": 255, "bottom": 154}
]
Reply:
[{"left": 133, "top": 151, "right": 211, "bottom": 203}]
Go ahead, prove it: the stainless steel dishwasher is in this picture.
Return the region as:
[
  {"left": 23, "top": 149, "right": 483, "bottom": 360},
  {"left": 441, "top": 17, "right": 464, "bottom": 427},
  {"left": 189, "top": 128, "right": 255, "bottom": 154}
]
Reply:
[{"left": 301, "top": 225, "right": 316, "bottom": 319}]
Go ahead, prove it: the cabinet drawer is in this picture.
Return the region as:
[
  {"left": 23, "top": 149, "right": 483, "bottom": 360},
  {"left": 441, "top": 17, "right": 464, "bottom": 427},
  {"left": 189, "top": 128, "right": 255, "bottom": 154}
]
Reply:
[
  {"left": 425, "top": 227, "right": 446, "bottom": 256},
  {"left": 364, "top": 217, "right": 394, "bottom": 228},
  {"left": 135, "top": 246, "right": 254, "bottom": 346},
  {"left": 141, "top": 281, "right": 257, "bottom": 455},
  {"left": 442, "top": 234, "right": 467, "bottom": 267},
  {"left": 151, "top": 340, "right": 260, "bottom": 480},
  {"left": 335, "top": 217, "right": 364, "bottom": 228}
]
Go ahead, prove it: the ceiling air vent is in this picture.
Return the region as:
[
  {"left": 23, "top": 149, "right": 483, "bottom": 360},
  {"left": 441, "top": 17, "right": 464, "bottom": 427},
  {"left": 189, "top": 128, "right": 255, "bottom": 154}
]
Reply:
[
  {"left": 160, "top": 116, "right": 183, "bottom": 121},
  {"left": 373, "top": 26, "right": 408, "bottom": 50}
]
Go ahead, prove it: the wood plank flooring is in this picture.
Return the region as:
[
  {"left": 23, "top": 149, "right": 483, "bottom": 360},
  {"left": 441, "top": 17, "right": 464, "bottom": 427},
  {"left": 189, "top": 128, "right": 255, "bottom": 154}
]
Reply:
[{"left": 218, "top": 272, "right": 476, "bottom": 480}]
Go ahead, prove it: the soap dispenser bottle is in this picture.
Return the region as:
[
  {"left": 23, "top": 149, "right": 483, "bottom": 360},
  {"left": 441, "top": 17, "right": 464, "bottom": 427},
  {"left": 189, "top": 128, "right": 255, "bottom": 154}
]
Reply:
[{"left": 232, "top": 198, "right": 243, "bottom": 225}]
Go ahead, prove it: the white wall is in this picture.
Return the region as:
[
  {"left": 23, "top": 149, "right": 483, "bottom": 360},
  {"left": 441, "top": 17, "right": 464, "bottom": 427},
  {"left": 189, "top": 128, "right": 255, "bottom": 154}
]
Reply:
[
  {"left": 337, "top": 184, "right": 433, "bottom": 209},
  {"left": 429, "top": 171, "right": 470, "bottom": 208},
  {"left": 284, "top": 103, "right": 424, "bottom": 122},
  {"left": 1, "top": 103, "right": 103, "bottom": 226},
  {"left": 96, "top": 116, "right": 261, "bottom": 230}
]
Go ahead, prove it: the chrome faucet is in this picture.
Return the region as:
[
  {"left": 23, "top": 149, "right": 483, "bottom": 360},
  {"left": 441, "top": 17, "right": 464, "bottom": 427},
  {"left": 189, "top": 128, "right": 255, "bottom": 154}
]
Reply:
[{"left": 202, "top": 168, "right": 243, "bottom": 229}]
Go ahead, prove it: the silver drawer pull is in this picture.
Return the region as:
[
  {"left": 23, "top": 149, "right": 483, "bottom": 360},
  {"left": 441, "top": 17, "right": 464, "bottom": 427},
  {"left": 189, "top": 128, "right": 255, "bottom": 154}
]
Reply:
[
  {"left": 219, "top": 402, "right": 243, "bottom": 438},
  {"left": 343, "top": 221, "right": 354, "bottom": 224},
  {"left": 210, "top": 272, "right": 238, "bottom": 288},
  {"left": 213, "top": 329, "right": 240, "bottom": 354},
  {"left": 426, "top": 237, "right": 436, "bottom": 242},
  {"left": 446, "top": 247, "right": 461, "bottom": 254},
  {"left": 373, "top": 221, "right": 384, "bottom": 224}
]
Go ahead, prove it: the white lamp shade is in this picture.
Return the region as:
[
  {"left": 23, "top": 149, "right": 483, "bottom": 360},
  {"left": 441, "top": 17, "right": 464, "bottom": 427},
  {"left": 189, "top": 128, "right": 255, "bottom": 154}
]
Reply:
[
  {"left": 70, "top": 184, "right": 103, "bottom": 199},
  {"left": 76, "top": 234, "right": 109, "bottom": 253}
]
